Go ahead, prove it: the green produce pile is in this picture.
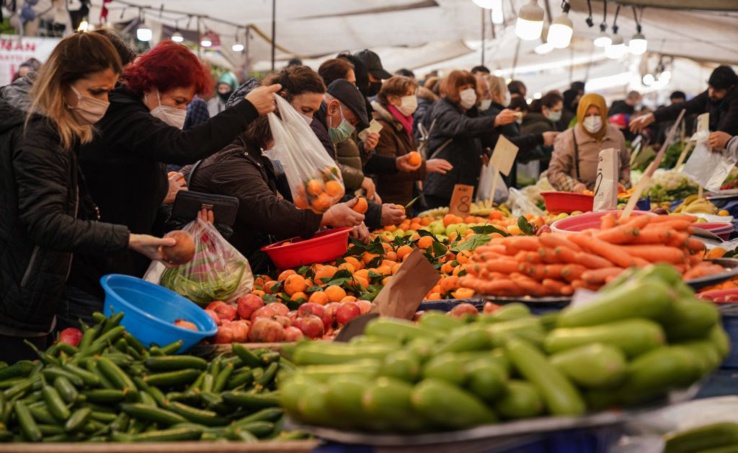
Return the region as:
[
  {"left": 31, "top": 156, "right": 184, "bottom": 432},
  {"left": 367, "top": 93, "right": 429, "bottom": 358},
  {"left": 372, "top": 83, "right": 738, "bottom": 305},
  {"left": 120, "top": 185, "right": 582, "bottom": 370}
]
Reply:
[
  {"left": 664, "top": 422, "right": 738, "bottom": 453},
  {"left": 0, "top": 314, "right": 304, "bottom": 443},
  {"left": 280, "top": 265, "right": 730, "bottom": 433}
]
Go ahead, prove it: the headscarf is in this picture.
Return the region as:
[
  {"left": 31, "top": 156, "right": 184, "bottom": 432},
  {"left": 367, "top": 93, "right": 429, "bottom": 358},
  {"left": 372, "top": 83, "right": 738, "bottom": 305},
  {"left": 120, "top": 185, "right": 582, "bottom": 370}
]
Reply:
[
  {"left": 217, "top": 72, "right": 239, "bottom": 102},
  {"left": 577, "top": 93, "right": 608, "bottom": 141},
  {"left": 225, "top": 78, "right": 260, "bottom": 109}
]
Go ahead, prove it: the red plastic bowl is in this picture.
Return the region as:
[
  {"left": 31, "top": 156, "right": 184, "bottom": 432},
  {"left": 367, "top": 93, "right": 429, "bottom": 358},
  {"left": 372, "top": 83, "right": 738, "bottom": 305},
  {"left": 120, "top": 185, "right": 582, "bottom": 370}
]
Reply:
[
  {"left": 541, "top": 192, "right": 594, "bottom": 214},
  {"left": 698, "top": 288, "right": 738, "bottom": 304},
  {"left": 261, "top": 227, "right": 352, "bottom": 269},
  {"left": 551, "top": 210, "right": 656, "bottom": 234},
  {"left": 694, "top": 222, "right": 734, "bottom": 240}
]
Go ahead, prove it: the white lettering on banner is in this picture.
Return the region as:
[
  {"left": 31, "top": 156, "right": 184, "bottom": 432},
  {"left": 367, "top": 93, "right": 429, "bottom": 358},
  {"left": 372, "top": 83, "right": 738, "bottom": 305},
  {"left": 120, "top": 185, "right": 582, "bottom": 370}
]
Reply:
[{"left": 0, "top": 35, "right": 60, "bottom": 87}]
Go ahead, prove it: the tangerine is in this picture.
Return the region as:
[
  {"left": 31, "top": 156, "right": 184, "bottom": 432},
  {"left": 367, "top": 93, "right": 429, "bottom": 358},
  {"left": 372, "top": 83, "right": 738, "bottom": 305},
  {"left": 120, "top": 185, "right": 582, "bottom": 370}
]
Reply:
[
  {"left": 396, "top": 245, "right": 413, "bottom": 261},
  {"left": 306, "top": 179, "right": 324, "bottom": 196},
  {"left": 353, "top": 197, "right": 368, "bottom": 214},
  {"left": 407, "top": 151, "right": 422, "bottom": 167},
  {"left": 290, "top": 292, "right": 308, "bottom": 302},
  {"left": 325, "top": 180, "right": 344, "bottom": 197},
  {"left": 308, "top": 291, "right": 330, "bottom": 305},
  {"left": 325, "top": 285, "right": 347, "bottom": 302},
  {"left": 277, "top": 269, "right": 296, "bottom": 281},
  {"left": 284, "top": 274, "right": 308, "bottom": 296},
  {"left": 417, "top": 236, "right": 434, "bottom": 249},
  {"left": 314, "top": 265, "right": 337, "bottom": 285}
]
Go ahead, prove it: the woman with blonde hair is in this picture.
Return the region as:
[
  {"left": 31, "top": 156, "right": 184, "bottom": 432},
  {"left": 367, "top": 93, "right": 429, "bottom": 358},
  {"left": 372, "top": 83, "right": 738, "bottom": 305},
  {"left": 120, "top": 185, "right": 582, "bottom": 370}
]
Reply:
[{"left": 0, "top": 32, "right": 173, "bottom": 363}]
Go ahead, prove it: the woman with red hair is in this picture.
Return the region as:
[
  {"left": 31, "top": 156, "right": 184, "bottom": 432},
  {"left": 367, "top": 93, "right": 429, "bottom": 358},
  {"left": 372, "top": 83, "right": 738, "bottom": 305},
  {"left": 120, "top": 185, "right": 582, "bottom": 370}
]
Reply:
[{"left": 60, "top": 41, "right": 280, "bottom": 329}]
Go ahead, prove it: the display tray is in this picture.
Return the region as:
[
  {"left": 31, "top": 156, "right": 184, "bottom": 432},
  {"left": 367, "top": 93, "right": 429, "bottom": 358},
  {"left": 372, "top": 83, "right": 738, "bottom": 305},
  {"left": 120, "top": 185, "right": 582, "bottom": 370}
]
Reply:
[
  {"left": 686, "top": 258, "right": 738, "bottom": 290},
  {"left": 707, "top": 189, "right": 738, "bottom": 200},
  {"left": 288, "top": 383, "right": 701, "bottom": 447},
  {"left": 0, "top": 440, "right": 318, "bottom": 453},
  {"left": 418, "top": 296, "right": 570, "bottom": 313}
]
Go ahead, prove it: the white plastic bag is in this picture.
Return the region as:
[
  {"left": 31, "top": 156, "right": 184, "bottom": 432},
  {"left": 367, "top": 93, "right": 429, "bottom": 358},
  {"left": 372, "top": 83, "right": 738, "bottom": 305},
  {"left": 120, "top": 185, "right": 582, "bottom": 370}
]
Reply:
[
  {"left": 476, "top": 163, "right": 509, "bottom": 205},
  {"left": 266, "top": 96, "right": 344, "bottom": 213},
  {"left": 508, "top": 187, "right": 545, "bottom": 218},
  {"left": 144, "top": 219, "right": 253, "bottom": 305},
  {"left": 682, "top": 132, "right": 737, "bottom": 192}
]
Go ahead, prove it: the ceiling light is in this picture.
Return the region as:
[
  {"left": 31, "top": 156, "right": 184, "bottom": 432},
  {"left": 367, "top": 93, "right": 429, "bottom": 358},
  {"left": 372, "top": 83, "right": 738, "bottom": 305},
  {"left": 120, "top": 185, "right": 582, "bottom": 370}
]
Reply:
[
  {"left": 472, "top": 0, "right": 501, "bottom": 9},
  {"left": 642, "top": 73, "right": 655, "bottom": 86},
  {"left": 137, "top": 24, "right": 152, "bottom": 42},
  {"left": 605, "top": 34, "right": 626, "bottom": 59},
  {"left": 629, "top": 32, "right": 647, "bottom": 55},
  {"left": 232, "top": 42, "right": 244, "bottom": 52},
  {"left": 515, "top": 0, "right": 544, "bottom": 41},
  {"left": 534, "top": 42, "right": 554, "bottom": 54},
  {"left": 171, "top": 31, "right": 184, "bottom": 43},
  {"left": 594, "top": 30, "right": 611, "bottom": 47},
  {"left": 547, "top": 10, "right": 573, "bottom": 49},
  {"left": 200, "top": 37, "right": 212, "bottom": 47},
  {"left": 492, "top": 7, "right": 504, "bottom": 24},
  {"left": 77, "top": 20, "right": 89, "bottom": 32}
]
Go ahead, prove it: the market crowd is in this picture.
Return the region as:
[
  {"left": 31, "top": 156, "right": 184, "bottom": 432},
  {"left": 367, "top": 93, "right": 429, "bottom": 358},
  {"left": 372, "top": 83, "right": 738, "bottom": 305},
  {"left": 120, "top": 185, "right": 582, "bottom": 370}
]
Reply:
[{"left": 1, "top": 29, "right": 737, "bottom": 363}]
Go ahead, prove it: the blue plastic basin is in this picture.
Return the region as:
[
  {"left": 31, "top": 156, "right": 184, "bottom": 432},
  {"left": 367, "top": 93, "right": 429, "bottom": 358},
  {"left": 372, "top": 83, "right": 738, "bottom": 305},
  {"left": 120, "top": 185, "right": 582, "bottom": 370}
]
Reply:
[
  {"left": 719, "top": 304, "right": 738, "bottom": 368},
  {"left": 100, "top": 274, "right": 217, "bottom": 353}
]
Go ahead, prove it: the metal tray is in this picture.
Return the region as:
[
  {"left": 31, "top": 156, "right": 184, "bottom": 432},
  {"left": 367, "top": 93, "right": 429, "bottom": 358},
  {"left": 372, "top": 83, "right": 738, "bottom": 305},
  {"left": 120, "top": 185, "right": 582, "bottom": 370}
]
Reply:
[{"left": 686, "top": 258, "right": 738, "bottom": 290}]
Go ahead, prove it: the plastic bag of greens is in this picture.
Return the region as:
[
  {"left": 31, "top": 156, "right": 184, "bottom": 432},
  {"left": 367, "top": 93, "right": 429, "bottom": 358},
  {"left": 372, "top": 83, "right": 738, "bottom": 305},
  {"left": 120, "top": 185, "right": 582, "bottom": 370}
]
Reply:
[
  {"left": 144, "top": 218, "right": 253, "bottom": 306},
  {"left": 264, "top": 95, "right": 344, "bottom": 214}
]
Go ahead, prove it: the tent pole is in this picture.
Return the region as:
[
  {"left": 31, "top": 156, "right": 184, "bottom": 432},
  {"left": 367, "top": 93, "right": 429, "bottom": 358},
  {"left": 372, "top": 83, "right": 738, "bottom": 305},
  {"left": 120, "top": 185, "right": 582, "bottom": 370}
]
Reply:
[
  {"left": 481, "top": 8, "right": 485, "bottom": 66},
  {"left": 245, "top": 25, "right": 251, "bottom": 74},
  {"left": 511, "top": 38, "right": 520, "bottom": 80},
  {"left": 271, "top": 0, "right": 276, "bottom": 72}
]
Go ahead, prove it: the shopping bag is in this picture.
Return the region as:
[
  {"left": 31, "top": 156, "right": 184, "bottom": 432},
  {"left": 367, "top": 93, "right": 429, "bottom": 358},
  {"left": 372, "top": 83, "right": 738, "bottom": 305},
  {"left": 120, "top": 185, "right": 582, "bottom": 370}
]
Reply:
[
  {"left": 476, "top": 163, "right": 509, "bottom": 205},
  {"left": 682, "top": 132, "right": 737, "bottom": 192},
  {"left": 265, "top": 96, "right": 344, "bottom": 214},
  {"left": 593, "top": 148, "right": 619, "bottom": 211},
  {"left": 144, "top": 218, "right": 253, "bottom": 306}
]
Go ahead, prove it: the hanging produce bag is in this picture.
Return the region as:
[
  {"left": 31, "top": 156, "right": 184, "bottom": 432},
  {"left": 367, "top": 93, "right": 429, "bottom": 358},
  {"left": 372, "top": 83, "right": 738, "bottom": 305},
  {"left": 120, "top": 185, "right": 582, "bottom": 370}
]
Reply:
[
  {"left": 144, "top": 219, "right": 253, "bottom": 306},
  {"left": 266, "top": 95, "right": 344, "bottom": 214},
  {"left": 682, "top": 132, "right": 737, "bottom": 192}
]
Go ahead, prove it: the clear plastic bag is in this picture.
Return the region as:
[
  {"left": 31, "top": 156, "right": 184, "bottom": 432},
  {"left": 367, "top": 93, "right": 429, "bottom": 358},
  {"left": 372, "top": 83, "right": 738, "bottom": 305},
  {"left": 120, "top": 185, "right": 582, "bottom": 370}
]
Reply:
[
  {"left": 682, "top": 132, "right": 737, "bottom": 192},
  {"left": 476, "top": 163, "right": 510, "bottom": 205},
  {"left": 266, "top": 96, "right": 344, "bottom": 213},
  {"left": 508, "top": 187, "right": 545, "bottom": 218},
  {"left": 144, "top": 219, "right": 253, "bottom": 306}
]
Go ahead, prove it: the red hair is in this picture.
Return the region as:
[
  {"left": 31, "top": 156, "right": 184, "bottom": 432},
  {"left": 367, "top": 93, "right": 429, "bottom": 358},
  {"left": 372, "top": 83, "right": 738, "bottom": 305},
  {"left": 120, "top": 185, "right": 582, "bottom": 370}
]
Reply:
[
  {"left": 122, "top": 41, "right": 214, "bottom": 96},
  {"left": 441, "top": 70, "right": 477, "bottom": 103}
]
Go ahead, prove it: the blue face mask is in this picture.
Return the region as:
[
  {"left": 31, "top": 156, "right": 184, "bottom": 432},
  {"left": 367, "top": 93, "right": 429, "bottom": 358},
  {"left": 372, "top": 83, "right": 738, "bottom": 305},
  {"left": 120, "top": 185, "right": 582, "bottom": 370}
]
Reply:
[{"left": 328, "top": 104, "right": 355, "bottom": 144}]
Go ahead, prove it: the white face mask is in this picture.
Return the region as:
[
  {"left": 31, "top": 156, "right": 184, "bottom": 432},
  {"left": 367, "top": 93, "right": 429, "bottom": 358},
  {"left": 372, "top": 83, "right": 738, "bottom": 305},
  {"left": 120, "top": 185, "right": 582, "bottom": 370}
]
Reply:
[
  {"left": 479, "top": 99, "right": 492, "bottom": 112},
  {"left": 459, "top": 88, "right": 477, "bottom": 110},
  {"left": 502, "top": 91, "right": 511, "bottom": 107},
  {"left": 68, "top": 85, "right": 109, "bottom": 125},
  {"left": 546, "top": 109, "right": 562, "bottom": 122},
  {"left": 583, "top": 115, "right": 603, "bottom": 134},
  {"left": 148, "top": 91, "right": 187, "bottom": 129},
  {"left": 397, "top": 95, "right": 418, "bottom": 116}
]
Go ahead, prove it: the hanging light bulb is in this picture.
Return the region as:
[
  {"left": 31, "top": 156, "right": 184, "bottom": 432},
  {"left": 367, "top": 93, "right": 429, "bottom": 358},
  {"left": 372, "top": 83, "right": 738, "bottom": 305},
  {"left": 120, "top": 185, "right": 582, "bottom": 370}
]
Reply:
[
  {"left": 200, "top": 36, "right": 212, "bottom": 47},
  {"left": 77, "top": 20, "right": 89, "bottom": 32},
  {"left": 534, "top": 42, "right": 554, "bottom": 54},
  {"left": 492, "top": 7, "right": 504, "bottom": 24},
  {"left": 136, "top": 10, "right": 152, "bottom": 42},
  {"left": 547, "top": 3, "right": 573, "bottom": 49},
  {"left": 515, "top": 0, "right": 544, "bottom": 41},
  {"left": 232, "top": 42, "right": 244, "bottom": 52},
  {"left": 629, "top": 32, "right": 647, "bottom": 55},
  {"left": 605, "top": 34, "right": 626, "bottom": 59},
  {"left": 594, "top": 28, "right": 611, "bottom": 47},
  {"left": 472, "top": 0, "right": 501, "bottom": 8},
  {"left": 171, "top": 30, "right": 184, "bottom": 43},
  {"left": 642, "top": 73, "right": 655, "bottom": 86}
]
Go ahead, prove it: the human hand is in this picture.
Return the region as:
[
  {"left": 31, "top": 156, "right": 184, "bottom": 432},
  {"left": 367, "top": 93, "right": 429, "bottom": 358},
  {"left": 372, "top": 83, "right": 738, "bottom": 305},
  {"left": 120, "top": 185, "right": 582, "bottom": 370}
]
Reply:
[
  {"left": 426, "top": 159, "right": 453, "bottom": 174},
  {"left": 128, "top": 233, "right": 175, "bottom": 262},
  {"left": 321, "top": 199, "right": 365, "bottom": 228},
  {"left": 350, "top": 223, "right": 371, "bottom": 244},
  {"left": 494, "top": 109, "right": 518, "bottom": 127},
  {"left": 373, "top": 192, "right": 382, "bottom": 205},
  {"left": 381, "top": 204, "right": 406, "bottom": 226},
  {"left": 363, "top": 132, "right": 380, "bottom": 152},
  {"left": 361, "top": 177, "right": 376, "bottom": 201},
  {"left": 481, "top": 148, "right": 490, "bottom": 166},
  {"left": 396, "top": 153, "right": 420, "bottom": 172},
  {"left": 708, "top": 131, "right": 733, "bottom": 150},
  {"left": 629, "top": 113, "right": 655, "bottom": 133},
  {"left": 164, "top": 172, "right": 187, "bottom": 205},
  {"left": 572, "top": 183, "right": 587, "bottom": 194},
  {"left": 543, "top": 131, "right": 559, "bottom": 146},
  {"left": 197, "top": 207, "right": 214, "bottom": 224},
  {"left": 245, "top": 84, "right": 282, "bottom": 115}
]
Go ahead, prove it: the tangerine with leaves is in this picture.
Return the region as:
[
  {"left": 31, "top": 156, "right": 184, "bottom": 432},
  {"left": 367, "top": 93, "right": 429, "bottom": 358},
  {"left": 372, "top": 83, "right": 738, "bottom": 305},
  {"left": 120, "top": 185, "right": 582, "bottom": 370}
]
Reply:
[
  {"left": 284, "top": 274, "right": 308, "bottom": 296},
  {"left": 325, "top": 285, "right": 347, "bottom": 302}
]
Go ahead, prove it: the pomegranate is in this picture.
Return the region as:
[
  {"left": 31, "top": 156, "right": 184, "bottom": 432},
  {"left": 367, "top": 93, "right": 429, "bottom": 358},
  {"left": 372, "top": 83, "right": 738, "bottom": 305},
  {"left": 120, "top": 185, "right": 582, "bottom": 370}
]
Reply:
[
  {"left": 204, "top": 309, "right": 220, "bottom": 325},
  {"left": 355, "top": 300, "right": 372, "bottom": 315},
  {"left": 298, "top": 303, "right": 332, "bottom": 330},
  {"left": 284, "top": 326, "right": 304, "bottom": 341},
  {"left": 448, "top": 302, "right": 479, "bottom": 318},
  {"left": 229, "top": 320, "right": 250, "bottom": 343},
  {"left": 206, "top": 301, "right": 237, "bottom": 322},
  {"left": 273, "top": 315, "right": 292, "bottom": 328},
  {"left": 293, "top": 314, "right": 325, "bottom": 339},
  {"left": 160, "top": 230, "right": 196, "bottom": 265},
  {"left": 251, "top": 305, "right": 277, "bottom": 322},
  {"left": 213, "top": 325, "right": 235, "bottom": 344},
  {"left": 335, "top": 302, "right": 361, "bottom": 325},
  {"left": 249, "top": 318, "right": 286, "bottom": 343},
  {"left": 58, "top": 327, "right": 82, "bottom": 347},
  {"left": 268, "top": 302, "right": 289, "bottom": 317},
  {"left": 174, "top": 319, "right": 198, "bottom": 331},
  {"left": 236, "top": 294, "right": 264, "bottom": 320}
]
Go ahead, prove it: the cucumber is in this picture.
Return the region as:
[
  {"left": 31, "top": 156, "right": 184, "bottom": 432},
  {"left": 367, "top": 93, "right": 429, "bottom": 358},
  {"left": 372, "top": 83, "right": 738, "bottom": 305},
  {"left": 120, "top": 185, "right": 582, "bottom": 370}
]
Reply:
[
  {"left": 144, "top": 369, "right": 201, "bottom": 387},
  {"left": 362, "top": 377, "right": 425, "bottom": 433},
  {"left": 145, "top": 356, "right": 207, "bottom": 372},
  {"left": 557, "top": 279, "right": 673, "bottom": 328},
  {"left": 286, "top": 361, "right": 380, "bottom": 382},
  {"left": 121, "top": 404, "right": 187, "bottom": 426},
  {"left": 422, "top": 354, "right": 469, "bottom": 386},
  {"left": 324, "top": 375, "right": 371, "bottom": 429},
  {"left": 487, "top": 317, "right": 545, "bottom": 348},
  {"left": 131, "top": 427, "right": 203, "bottom": 442},
  {"left": 477, "top": 303, "right": 531, "bottom": 323},
  {"left": 42, "top": 386, "right": 70, "bottom": 421},
  {"left": 411, "top": 379, "right": 497, "bottom": 430},
  {"left": 296, "top": 384, "right": 332, "bottom": 426},
  {"left": 466, "top": 359, "right": 507, "bottom": 403},
  {"left": 664, "top": 422, "right": 738, "bottom": 453},
  {"left": 662, "top": 298, "right": 719, "bottom": 342},
  {"left": 434, "top": 325, "right": 492, "bottom": 354},
  {"left": 549, "top": 343, "right": 627, "bottom": 389},
  {"left": 65, "top": 407, "right": 92, "bottom": 433},
  {"left": 679, "top": 340, "right": 722, "bottom": 375},
  {"left": 405, "top": 337, "right": 439, "bottom": 363},
  {"left": 621, "top": 347, "right": 700, "bottom": 402},
  {"left": 279, "top": 375, "right": 319, "bottom": 422},
  {"left": 494, "top": 380, "right": 544, "bottom": 419},
  {"left": 710, "top": 324, "right": 731, "bottom": 360},
  {"left": 418, "top": 311, "right": 465, "bottom": 331},
  {"left": 292, "top": 342, "right": 395, "bottom": 366},
  {"left": 222, "top": 391, "right": 281, "bottom": 409},
  {"left": 379, "top": 351, "right": 421, "bottom": 383},
  {"left": 364, "top": 318, "right": 440, "bottom": 342},
  {"left": 167, "top": 402, "right": 228, "bottom": 427},
  {"left": 15, "top": 401, "right": 42, "bottom": 442},
  {"left": 53, "top": 377, "right": 78, "bottom": 405},
  {"left": 506, "top": 338, "right": 586, "bottom": 416},
  {"left": 545, "top": 318, "right": 665, "bottom": 358}
]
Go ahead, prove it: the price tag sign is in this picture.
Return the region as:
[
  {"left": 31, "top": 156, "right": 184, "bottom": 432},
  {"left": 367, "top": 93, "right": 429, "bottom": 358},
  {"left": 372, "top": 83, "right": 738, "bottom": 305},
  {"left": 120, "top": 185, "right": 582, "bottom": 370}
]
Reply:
[
  {"left": 696, "top": 113, "right": 709, "bottom": 134},
  {"left": 593, "top": 148, "right": 619, "bottom": 211},
  {"left": 489, "top": 135, "right": 519, "bottom": 177},
  {"left": 449, "top": 184, "right": 475, "bottom": 218}
]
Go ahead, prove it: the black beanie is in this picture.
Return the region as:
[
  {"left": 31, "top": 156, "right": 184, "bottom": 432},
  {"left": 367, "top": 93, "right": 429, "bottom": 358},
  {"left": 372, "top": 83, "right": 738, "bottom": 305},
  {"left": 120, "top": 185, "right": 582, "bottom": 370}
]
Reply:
[{"left": 708, "top": 65, "right": 738, "bottom": 90}]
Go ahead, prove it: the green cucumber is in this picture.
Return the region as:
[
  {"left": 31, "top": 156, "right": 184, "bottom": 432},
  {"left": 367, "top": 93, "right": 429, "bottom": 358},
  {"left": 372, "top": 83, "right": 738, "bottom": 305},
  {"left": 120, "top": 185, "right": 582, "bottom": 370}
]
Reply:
[
  {"left": 477, "top": 303, "right": 531, "bottom": 323},
  {"left": 15, "top": 401, "right": 42, "bottom": 442},
  {"left": 662, "top": 298, "right": 719, "bottom": 342},
  {"left": 295, "top": 361, "right": 379, "bottom": 382},
  {"left": 145, "top": 355, "right": 207, "bottom": 372},
  {"left": 418, "top": 311, "right": 465, "bottom": 331},
  {"left": 664, "top": 422, "right": 738, "bottom": 453},
  {"left": 42, "top": 386, "right": 70, "bottom": 421},
  {"left": 434, "top": 325, "right": 492, "bottom": 354},
  {"left": 121, "top": 404, "right": 187, "bottom": 426},
  {"left": 494, "top": 380, "right": 544, "bottom": 419},
  {"left": 364, "top": 318, "right": 440, "bottom": 342},
  {"left": 422, "top": 354, "right": 469, "bottom": 386},
  {"left": 222, "top": 391, "right": 281, "bottom": 409},
  {"left": 545, "top": 318, "right": 665, "bottom": 358},
  {"left": 144, "top": 369, "right": 201, "bottom": 387},
  {"left": 324, "top": 375, "right": 371, "bottom": 429},
  {"left": 291, "top": 342, "right": 394, "bottom": 365},
  {"left": 53, "top": 376, "right": 78, "bottom": 405},
  {"left": 362, "top": 377, "right": 425, "bottom": 433},
  {"left": 130, "top": 427, "right": 202, "bottom": 442},
  {"left": 549, "top": 343, "right": 627, "bottom": 389},
  {"left": 65, "top": 407, "right": 92, "bottom": 433},
  {"left": 279, "top": 374, "right": 319, "bottom": 422},
  {"left": 466, "top": 359, "right": 508, "bottom": 403},
  {"left": 487, "top": 317, "right": 545, "bottom": 348},
  {"left": 620, "top": 346, "right": 700, "bottom": 405},
  {"left": 379, "top": 351, "right": 421, "bottom": 383},
  {"left": 411, "top": 379, "right": 497, "bottom": 430}
]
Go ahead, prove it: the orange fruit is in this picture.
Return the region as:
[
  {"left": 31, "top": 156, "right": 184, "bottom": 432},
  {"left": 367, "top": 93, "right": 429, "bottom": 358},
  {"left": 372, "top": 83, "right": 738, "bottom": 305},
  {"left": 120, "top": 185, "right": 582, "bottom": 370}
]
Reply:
[
  {"left": 306, "top": 179, "right": 324, "bottom": 196},
  {"left": 453, "top": 288, "right": 475, "bottom": 299},
  {"left": 264, "top": 280, "right": 280, "bottom": 294},
  {"left": 353, "top": 276, "right": 369, "bottom": 289},
  {"left": 362, "top": 252, "right": 379, "bottom": 265},
  {"left": 396, "top": 245, "right": 413, "bottom": 261},
  {"left": 441, "top": 262, "right": 455, "bottom": 275},
  {"left": 290, "top": 291, "right": 308, "bottom": 302},
  {"left": 382, "top": 276, "right": 392, "bottom": 286},
  {"left": 252, "top": 289, "right": 265, "bottom": 297},
  {"left": 392, "top": 263, "right": 402, "bottom": 275},
  {"left": 343, "top": 256, "right": 363, "bottom": 270},
  {"left": 407, "top": 151, "right": 422, "bottom": 167},
  {"left": 376, "top": 265, "right": 392, "bottom": 276},
  {"left": 308, "top": 291, "right": 330, "bottom": 305},
  {"left": 385, "top": 251, "right": 397, "bottom": 262},
  {"left": 284, "top": 274, "right": 308, "bottom": 296},
  {"left": 340, "top": 295, "right": 357, "bottom": 303},
  {"left": 440, "top": 276, "right": 460, "bottom": 293},
  {"left": 381, "top": 242, "right": 393, "bottom": 253},
  {"left": 325, "top": 180, "right": 344, "bottom": 197},
  {"left": 353, "top": 197, "right": 368, "bottom": 214},
  {"left": 417, "top": 236, "right": 434, "bottom": 249},
  {"left": 311, "top": 193, "right": 332, "bottom": 213},
  {"left": 420, "top": 217, "right": 432, "bottom": 226},
  {"left": 325, "top": 285, "right": 347, "bottom": 302},
  {"left": 384, "top": 225, "right": 397, "bottom": 232},
  {"left": 443, "top": 214, "right": 457, "bottom": 227},
  {"left": 338, "top": 262, "right": 356, "bottom": 273},
  {"left": 456, "top": 250, "right": 471, "bottom": 264},
  {"left": 314, "top": 265, "right": 337, "bottom": 285},
  {"left": 426, "top": 292, "right": 442, "bottom": 300},
  {"left": 277, "top": 269, "right": 296, "bottom": 281},
  {"left": 354, "top": 269, "right": 370, "bottom": 280}
]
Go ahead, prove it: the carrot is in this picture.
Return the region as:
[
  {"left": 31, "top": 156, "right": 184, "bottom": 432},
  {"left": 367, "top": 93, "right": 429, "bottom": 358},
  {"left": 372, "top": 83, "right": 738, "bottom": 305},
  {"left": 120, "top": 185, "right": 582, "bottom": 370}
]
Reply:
[
  {"left": 481, "top": 279, "right": 524, "bottom": 296},
  {"left": 683, "top": 263, "right": 725, "bottom": 280},
  {"left": 486, "top": 260, "right": 520, "bottom": 274},
  {"left": 543, "top": 264, "right": 567, "bottom": 280},
  {"left": 510, "top": 273, "right": 550, "bottom": 297},
  {"left": 515, "top": 251, "right": 542, "bottom": 264},
  {"left": 505, "top": 236, "right": 541, "bottom": 252},
  {"left": 644, "top": 220, "right": 693, "bottom": 231},
  {"left": 561, "top": 264, "right": 587, "bottom": 282},
  {"left": 521, "top": 264, "right": 547, "bottom": 280},
  {"left": 581, "top": 267, "right": 624, "bottom": 286},
  {"left": 596, "top": 224, "right": 641, "bottom": 244},
  {"left": 688, "top": 254, "right": 704, "bottom": 266},
  {"left": 540, "top": 234, "right": 583, "bottom": 252},
  {"left": 600, "top": 213, "right": 617, "bottom": 230},
  {"left": 560, "top": 285, "right": 575, "bottom": 296},
  {"left": 542, "top": 278, "right": 568, "bottom": 295},
  {"left": 620, "top": 245, "right": 686, "bottom": 264},
  {"left": 570, "top": 279, "right": 587, "bottom": 289},
  {"left": 575, "top": 252, "right": 616, "bottom": 270},
  {"left": 686, "top": 238, "right": 706, "bottom": 253},
  {"left": 568, "top": 234, "right": 636, "bottom": 268},
  {"left": 647, "top": 214, "right": 697, "bottom": 224},
  {"left": 666, "top": 231, "right": 689, "bottom": 248},
  {"left": 538, "top": 247, "right": 561, "bottom": 264},
  {"left": 628, "top": 228, "right": 674, "bottom": 245},
  {"left": 633, "top": 257, "right": 651, "bottom": 268},
  {"left": 620, "top": 215, "right": 651, "bottom": 230},
  {"left": 554, "top": 246, "right": 579, "bottom": 264}
]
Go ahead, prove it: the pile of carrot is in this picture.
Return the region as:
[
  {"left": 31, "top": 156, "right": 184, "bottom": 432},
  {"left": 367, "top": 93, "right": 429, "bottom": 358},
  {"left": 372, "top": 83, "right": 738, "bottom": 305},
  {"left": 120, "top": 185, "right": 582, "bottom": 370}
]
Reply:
[{"left": 460, "top": 213, "right": 720, "bottom": 297}]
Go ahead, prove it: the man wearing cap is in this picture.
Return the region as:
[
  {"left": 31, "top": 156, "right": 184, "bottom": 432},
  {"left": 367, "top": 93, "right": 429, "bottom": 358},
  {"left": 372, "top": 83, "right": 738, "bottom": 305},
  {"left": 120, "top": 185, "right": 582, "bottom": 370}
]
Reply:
[
  {"left": 631, "top": 65, "right": 738, "bottom": 137},
  {"left": 355, "top": 49, "right": 392, "bottom": 99}
]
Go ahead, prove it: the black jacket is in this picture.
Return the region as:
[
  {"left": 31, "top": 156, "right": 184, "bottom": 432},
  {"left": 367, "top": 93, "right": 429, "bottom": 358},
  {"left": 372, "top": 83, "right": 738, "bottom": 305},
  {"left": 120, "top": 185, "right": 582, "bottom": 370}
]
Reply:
[
  {"left": 423, "top": 98, "right": 496, "bottom": 203},
  {"left": 653, "top": 88, "right": 738, "bottom": 136},
  {"left": 68, "top": 86, "right": 259, "bottom": 298},
  {"left": 182, "top": 139, "right": 323, "bottom": 275},
  {"left": 0, "top": 98, "right": 129, "bottom": 333}
]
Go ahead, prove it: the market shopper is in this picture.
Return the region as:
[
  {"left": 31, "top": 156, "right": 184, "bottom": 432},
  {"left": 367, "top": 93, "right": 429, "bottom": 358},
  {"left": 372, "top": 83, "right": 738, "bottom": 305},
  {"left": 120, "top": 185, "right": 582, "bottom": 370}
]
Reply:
[
  {"left": 547, "top": 93, "right": 630, "bottom": 193},
  {"left": 508, "top": 80, "right": 527, "bottom": 99},
  {"left": 183, "top": 74, "right": 365, "bottom": 274},
  {"left": 60, "top": 40, "right": 280, "bottom": 329},
  {"left": 630, "top": 65, "right": 738, "bottom": 136},
  {"left": 522, "top": 91, "right": 564, "bottom": 136},
  {"left": 372, "top": 76, "right": 453, "bottom": 205},
  {"left": 207, "top": 71, "right": 239, "bottom": 116},
  {"left": 0, "top": 32, "right": 173, "bottom": 363}
]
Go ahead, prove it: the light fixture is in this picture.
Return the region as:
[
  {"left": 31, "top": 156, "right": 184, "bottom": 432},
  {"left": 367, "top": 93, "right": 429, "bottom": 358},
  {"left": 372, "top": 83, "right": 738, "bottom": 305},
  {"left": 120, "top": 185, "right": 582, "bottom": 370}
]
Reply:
[
  {"left": 171, "top": 31, "right": 184, "bottom": 42},
  {"left": 593, "top": 0, "right": 610, "bottom": 47},
  {"left": 231, "top": 28, "right": 244, "bottom": 52},
  {"left": 605, "top": 34, "right": 626, "bottom": 59},
  {"left": 515, "top": 0, "right": 544, "bottom": 41},
  {"left": 136, "top": 10, "right": 152, "bottom": 42},
  {"left": 472, "top": 0, "right": 501, "bottom": 8},
  {"left": 628, "top": 6, "right": 647, "bottom": 55},
  {"left": 77, "top": 20, "right": 89, "bottom": 32},
  {"left": 642, "top": 73, "right": 655, "bottom": 86},
  {"left": 200, "top": 36, "right": 212, "bottom": 47},
  {"left": 547, "top": 1, "right": 573, "bottom": 49},
  {"left": 492, "top": 7, "right": 504, "bottom": 24},
  {"left": 534, "top": 41, "right": 554, "bottom": 54}
]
